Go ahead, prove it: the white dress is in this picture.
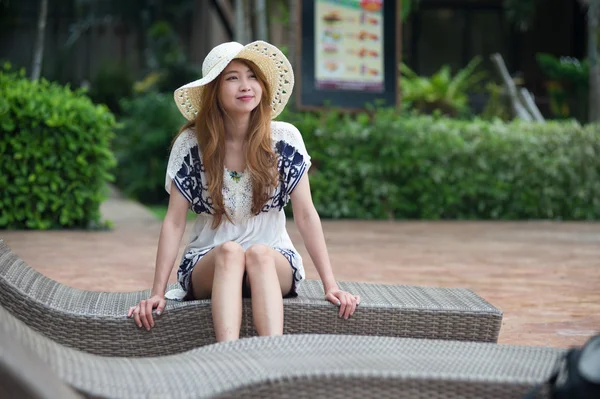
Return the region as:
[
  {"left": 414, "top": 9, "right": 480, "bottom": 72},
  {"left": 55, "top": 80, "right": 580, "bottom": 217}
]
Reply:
[{"left": 165, "top": 121, "right": 311, "bottom": 295}]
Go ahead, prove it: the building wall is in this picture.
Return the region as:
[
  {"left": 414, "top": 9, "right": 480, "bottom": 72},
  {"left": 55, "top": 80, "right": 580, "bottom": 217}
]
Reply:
[
  {"left": 401, "top": 0, "right": 585, "bottom": 113},
  {"left": 0, "top": 0, "right": 231, "bottom": 86}
]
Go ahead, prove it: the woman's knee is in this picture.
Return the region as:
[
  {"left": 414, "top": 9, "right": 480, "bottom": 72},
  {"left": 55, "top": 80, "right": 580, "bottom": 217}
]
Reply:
[
  {"left": 245, "top": 245, "right": 274, "bottom": 273},
  {"left": 214, "top": 241, "right": 245, "bottom": 272}
]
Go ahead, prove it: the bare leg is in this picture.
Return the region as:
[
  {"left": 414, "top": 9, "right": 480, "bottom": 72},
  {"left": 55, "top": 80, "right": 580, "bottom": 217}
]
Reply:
[
  {"left": 245, "top": 245, "right": 293, "bottom": 336},
  {"left": 189, "top": 241, "right": 245, "bottom": 342}
]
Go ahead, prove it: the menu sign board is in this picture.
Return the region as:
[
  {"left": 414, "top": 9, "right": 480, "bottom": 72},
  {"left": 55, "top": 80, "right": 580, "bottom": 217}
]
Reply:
[
  {"left": 298, "top": 0, "right": 401, "bottom": 111},
  {"left": 315, "top": 0, "right": 385, "bottom": 92}
]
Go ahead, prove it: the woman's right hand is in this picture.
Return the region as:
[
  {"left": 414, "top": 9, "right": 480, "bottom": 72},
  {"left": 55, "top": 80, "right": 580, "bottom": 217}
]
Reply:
[{"left": 127, "top": 294, "right": 166, "bottom": 331}]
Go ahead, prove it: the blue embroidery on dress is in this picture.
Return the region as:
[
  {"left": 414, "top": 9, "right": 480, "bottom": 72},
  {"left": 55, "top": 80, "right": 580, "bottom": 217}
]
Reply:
[
  {"left": 260, "top": 140, "right": 308, "bottom": 213},
  {"left": 274, "top": 248, "right": 301, "bottom": 283},
  {"left": 178, "top": 247, "right": 214, "bottom": 291},
  {"left": 174, "top": 141, "right": 305, "bottom": 216},
  {"left": 173, "top": 145, "right": 213, "bottom": 215},
  {"left": 277, "top": 140, "right": 308, "bottom": 195}
]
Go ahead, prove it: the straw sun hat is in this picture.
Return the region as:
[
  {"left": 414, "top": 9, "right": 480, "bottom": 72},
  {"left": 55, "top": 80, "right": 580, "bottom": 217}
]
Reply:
[{"left": 174, "top": 40, "right": 294, "bottom": 121}]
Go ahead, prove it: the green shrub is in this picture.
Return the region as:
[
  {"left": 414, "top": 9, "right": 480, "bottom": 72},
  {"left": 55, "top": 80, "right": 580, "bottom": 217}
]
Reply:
[
  {"left": 135, "top": 64, "right": 201, "bottom": 96},
  {"left": 0, "top": 64, "right": 117, "bottom": 229},
  {"left": 288, "top": 109, "right": 600, "bottom": 220},
  {"left": 88, "top": 62, "right": 135, "bottom": 115},
  {"left": 114, "top": 92, "right": 183, "bottom": 204},
  {"left": 399, "top": 57, "right": 487, "bottom": 117},
  {"left": 536, "top": 54, "right": 588, "bottom": 122},
  {"left": 137, "top": 20, "right": 201, "bottom": 95},
  {"left": 115, "top": 100, "right": 600, "bottom": 220}
]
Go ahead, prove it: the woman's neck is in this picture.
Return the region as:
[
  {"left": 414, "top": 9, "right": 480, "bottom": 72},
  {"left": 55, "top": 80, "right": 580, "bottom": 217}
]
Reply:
[{"left": 224, "top": 113, "right": 250, "bottom": 143}]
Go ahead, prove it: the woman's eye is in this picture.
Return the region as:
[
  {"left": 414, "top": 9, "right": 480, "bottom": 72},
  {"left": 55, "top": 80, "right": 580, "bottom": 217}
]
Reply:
[
  {"left": 226, "top": 76, "right": 237, "bottom": 81},
  {"left": 249, "top": 74, "right": 257, "bottom": 79}
]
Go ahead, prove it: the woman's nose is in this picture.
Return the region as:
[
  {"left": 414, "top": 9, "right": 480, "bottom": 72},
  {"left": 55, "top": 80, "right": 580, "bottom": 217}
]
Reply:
[{"left": 239, "top": 77, "right": 252, "bottom": 91}]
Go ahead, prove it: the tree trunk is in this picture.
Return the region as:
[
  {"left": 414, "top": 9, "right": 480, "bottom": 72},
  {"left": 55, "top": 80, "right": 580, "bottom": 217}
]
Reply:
[
  {"left": 31, "top": 0, "right": 49, "bottom": 80},
  {"left": 519, "top": 88, "right": 545, "bottom": 122},
  {"left": 490, "top": 53, "right": 533, "bottom": 121},
  {"left": 588, "top": 1, "right": 600, "bottom": 122},
  {"left": 255, "top": 0, "right": 267, "bottom": 40},
  {"left": 245, "top": 0, "right": 253, "bottom": 41},
  {"left": 288, "top": 0, "right": 296, "bottom": 72},
  {"left": 235, "top": 0, "right": 245, "bottom": 43}
]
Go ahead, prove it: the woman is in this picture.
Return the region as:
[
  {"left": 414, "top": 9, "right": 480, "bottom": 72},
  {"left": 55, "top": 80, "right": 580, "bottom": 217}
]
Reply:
[{"left": 128, "top": 41, "right": 359, "bottom": 342}]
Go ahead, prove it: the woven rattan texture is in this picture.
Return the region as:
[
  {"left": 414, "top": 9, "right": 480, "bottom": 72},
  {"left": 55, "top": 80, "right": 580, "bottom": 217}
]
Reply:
[
  {"left": 0, "top": 241, "right": 502, "bottom": 357},
  {"left": 0, "top": 311, "right": 81, "bottom": 399},
  {"left": 0, "top": 305, "right": 558, "bottom": 399}
]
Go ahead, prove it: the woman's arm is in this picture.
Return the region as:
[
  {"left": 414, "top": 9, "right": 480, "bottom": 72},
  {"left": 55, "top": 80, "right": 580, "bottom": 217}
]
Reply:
[
  {"left": 128, "top": 182, "right": 190, "bottom": 330},
  {"left": 291, "top": 174, "right": 360, "bottom": 319},
  {"left": 151, "top": 184, "right": 190, "bottom": 296}
]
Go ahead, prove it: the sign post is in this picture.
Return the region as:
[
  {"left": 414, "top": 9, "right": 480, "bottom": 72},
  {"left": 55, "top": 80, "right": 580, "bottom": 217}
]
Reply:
[{"left": 297, "top": 0, "right": 402, "bottom": 111}]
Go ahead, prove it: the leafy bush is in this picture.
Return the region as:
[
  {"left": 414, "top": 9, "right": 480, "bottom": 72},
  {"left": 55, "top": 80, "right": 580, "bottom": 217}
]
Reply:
[
  {"left": 285, "top": 109, "right": 600, "bottom": 220},
  {"left": 0, "top": 64, "right": 117, "bottom": 229},
  {"left": 146, "top": 21, "right": 186, "bottom": 70},
  {"left": 89, "top": 62, "right": 135, "bottom": 115},
  {"left": 400, "top": 57, "right": 487, "bottom": 117},
  {"left": 135, "top": 63, "right": 200, "bottom": 96},
  {"left": 536, "top": 54, "right": 588, "bottom": 87},
  {"left": 480, "top": 83, "right": 512, "bottom": 122},
  {"left": 135, "top": 21, "right": 201, "bottom": 95},
  {"left": 536, "top": 54, "right": 588, "bottom": 122},
  {"left": 114, "top": 92, "right": 183, "bottom": 204},
  {"left": 116, "top": 100, "right": 600, "bottom": 220}
]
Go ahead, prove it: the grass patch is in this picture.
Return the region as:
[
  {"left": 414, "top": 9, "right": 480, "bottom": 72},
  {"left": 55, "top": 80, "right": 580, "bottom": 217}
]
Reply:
[{"left": 148, "top": 205, "right": 197, "bottom": 221}]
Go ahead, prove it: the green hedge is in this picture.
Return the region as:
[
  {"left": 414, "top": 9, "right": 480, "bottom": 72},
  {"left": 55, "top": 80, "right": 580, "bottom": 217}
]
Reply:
[
  {"left": 113, "top": 92, "right": 183, "bottom": 204},
  {"left": 283, "top": 109, "right": 600, "bottom": 220},
  {"left": 114, "top": 98, "right": 600, "bottom": 220},
  {"left": 0, "top": 65, "right": 117, "bottom": 229}
]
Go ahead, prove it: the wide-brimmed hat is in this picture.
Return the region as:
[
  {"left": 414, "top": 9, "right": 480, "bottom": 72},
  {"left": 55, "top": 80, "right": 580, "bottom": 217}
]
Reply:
[{"left": 174, "top": 40, "right": 294, "bottom": 121}]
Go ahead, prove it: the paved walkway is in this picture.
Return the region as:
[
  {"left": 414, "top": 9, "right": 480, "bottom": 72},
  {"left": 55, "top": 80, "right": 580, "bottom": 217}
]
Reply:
[{"left": 2, "top": 188, "right": 599, "bottom": 348}]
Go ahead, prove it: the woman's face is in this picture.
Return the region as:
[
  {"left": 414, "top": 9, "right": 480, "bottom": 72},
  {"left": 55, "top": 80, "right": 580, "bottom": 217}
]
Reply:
[{"left": 218, "top": 60, "right": 263, "bottom": 116}]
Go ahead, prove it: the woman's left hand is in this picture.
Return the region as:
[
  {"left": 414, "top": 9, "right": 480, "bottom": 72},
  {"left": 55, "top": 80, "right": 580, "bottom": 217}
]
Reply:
[{"left": 325, "top": 288, "right": 360, "bottom": 320}]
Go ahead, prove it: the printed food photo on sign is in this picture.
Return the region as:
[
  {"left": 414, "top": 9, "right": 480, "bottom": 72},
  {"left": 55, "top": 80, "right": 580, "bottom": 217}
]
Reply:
[
  {"left": 323, "top": 10, "right": 342, "bottom": 24},
  {"left": 315, "top": 0, "right": 384, "bottom": 93},
  {"left": 360, "top": 0, "right": 382, "bottom": 12},
  {"left": 322, "top": 60, "right": 342, "bottom": 74},
  {"left": 323, "top": 43, "right": 339, "bottom": 54},
  {"left": 323, "top": 28, "right": 342, "bottom": 42}
]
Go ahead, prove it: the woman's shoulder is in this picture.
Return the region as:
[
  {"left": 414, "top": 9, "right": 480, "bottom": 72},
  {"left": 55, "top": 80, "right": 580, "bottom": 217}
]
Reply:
[
  {"left": 172, "top": 128, "right": 198, "bottom": 150},
  {"left": 270, "top": 120, "right": 302, "bottom": 143},
  {"left": 167, "top": 128, "right": 202, "bottom": 177}
]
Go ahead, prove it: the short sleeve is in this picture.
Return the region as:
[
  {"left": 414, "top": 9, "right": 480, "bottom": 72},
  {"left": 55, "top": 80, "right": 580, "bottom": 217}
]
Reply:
[
  {"left": 272, "top": 122, "right": 312, "bottom": 196},
  {"left": 165, "top": 130, "right": 212, "bottom": 214}
]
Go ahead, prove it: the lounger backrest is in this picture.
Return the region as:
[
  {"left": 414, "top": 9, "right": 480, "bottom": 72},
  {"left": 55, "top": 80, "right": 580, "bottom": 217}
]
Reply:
[{"left": 0, "top": 305, "right": 80, "bottom": 399}]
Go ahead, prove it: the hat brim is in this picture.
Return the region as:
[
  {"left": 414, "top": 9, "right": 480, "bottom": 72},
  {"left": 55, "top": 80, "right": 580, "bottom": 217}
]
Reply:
[{"left": 174, "top": 41, "right": 294, "bottom": 121}]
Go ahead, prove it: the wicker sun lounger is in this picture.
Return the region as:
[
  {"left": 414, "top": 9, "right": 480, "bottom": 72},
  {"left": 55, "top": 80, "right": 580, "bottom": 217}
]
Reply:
[
  {"left": 0, "top": 304, "right": 559, "bottom": 399},
  {"left": 0, "top": 240, "right": 502, "bottom": 357}
]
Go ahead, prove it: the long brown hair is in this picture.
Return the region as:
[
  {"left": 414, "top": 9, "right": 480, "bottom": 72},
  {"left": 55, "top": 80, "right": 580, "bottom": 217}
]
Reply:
[{"left": 175, "top": 59, "right": 278, "bottom": 228}]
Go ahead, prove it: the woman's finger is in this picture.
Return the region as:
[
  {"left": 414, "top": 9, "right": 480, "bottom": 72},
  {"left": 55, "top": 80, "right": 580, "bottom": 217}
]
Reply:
[
  {"left": 156, "top": 298, "right": 166, "bottom": 316},
  {"left": 133, "top": 307, "right": 142, "bottom": 328},
  {"left": 349, "top": 294, "right": 358, "bottom": 318},
  {"left": 127, "top": 306, "right": 135, "bottom": 318},
  {"left": 145, "top": 299, "right": 155, "bottom": 328},
  {"left": 343, "top": 293, "right": 353, "bottom": 319},
  {"left": 338, "top": 295, "right": 348, "bottom": 318},
  {"left": 326, "top": 292, "right": 341, "bottom": 307},
  {"left": 139, "top": 301, "right": 150, "bottom": 331}
]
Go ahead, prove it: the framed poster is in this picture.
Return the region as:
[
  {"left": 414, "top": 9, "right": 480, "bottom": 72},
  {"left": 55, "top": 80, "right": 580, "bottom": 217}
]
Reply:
[{"left": 297, "top": 0, "right": 401, "bottom": 111}]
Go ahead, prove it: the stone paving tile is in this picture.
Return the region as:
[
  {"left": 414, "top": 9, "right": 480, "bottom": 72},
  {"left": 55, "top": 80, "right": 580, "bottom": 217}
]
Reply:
[{"left": 1, "top": 195, "right": 599, "bottom": 349}]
